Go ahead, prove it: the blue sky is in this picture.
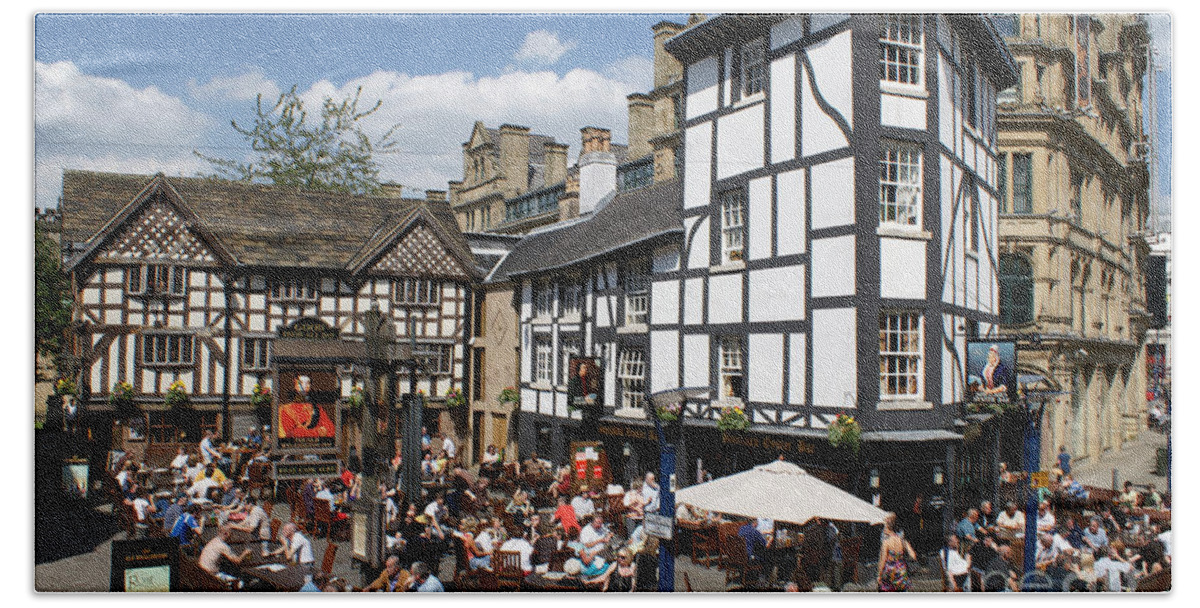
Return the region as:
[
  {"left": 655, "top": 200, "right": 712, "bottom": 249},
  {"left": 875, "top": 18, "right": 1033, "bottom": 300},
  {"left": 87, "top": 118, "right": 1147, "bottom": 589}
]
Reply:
[{"left": 33, "top": 11, "right": 1173, "bottom": 219}]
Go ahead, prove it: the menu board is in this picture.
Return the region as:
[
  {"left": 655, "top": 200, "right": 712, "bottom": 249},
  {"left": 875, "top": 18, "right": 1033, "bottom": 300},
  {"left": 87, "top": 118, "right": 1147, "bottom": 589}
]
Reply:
[{"left": 110, "top": 538, "right": 179, "bottom": 592}]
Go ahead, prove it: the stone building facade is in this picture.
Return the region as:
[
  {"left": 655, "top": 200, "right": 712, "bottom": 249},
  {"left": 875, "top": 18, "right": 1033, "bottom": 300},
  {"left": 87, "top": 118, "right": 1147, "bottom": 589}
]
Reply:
[{"left": 992, "top": 14, "right": 1152, "bottom": 466}]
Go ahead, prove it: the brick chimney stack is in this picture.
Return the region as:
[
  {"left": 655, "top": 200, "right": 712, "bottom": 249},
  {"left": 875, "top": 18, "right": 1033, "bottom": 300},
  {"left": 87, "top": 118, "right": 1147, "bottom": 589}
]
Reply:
[
  {"left": 543, "top": 142, "right": 569, "bottom": 187},
  {"left": 578, "top": 126, "right": 617, "bottom": 216}
]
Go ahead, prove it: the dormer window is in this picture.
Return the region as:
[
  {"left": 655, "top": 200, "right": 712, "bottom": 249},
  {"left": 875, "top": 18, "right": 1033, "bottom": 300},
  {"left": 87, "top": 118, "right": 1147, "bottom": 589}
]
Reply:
[
  {"left": 396, "top": 278, "right": 440, "bottom": 306},
  {"left": 127, "top": 264, "right": 186, "bottom": 297}
]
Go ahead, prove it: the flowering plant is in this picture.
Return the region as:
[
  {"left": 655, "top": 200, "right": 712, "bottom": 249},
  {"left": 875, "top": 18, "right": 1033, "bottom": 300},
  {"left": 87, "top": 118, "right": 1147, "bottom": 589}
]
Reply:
[
  {"left": 445, "top": 388, "right": 466, "bottom": 408},
  {"left": 716, "top": 405, "right": 749, "bottom": 431},
  {"left": 109, "top": 381, "right": 135, "bottom": 404},
  {"left": 655, "top": 401, "right": 682, "bottom": 422},
  {"left": 164, "top": 380, "right": 189, "bottom": 409},
  {"left": 250, "top": 383, "right": 272, "bottom": 408},
  {"left": 498, "top": 386, "right": 520, "bottom": 405},
  {"left": 54, "top": 377, "right": 78, "bottom": 396},
  {"left": 346, "top": 386, "right": 365, "bottom": 409},
  {"left": 827, "top": 413, "right": 861, "bottom": 454}
]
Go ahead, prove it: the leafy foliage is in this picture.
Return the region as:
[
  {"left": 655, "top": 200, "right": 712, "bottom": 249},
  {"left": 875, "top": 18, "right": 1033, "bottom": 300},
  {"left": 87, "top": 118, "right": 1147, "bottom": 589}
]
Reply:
[
  {"left": 196, "top": 85, "right": 400, "bottom": 195},
  {"left": 716, "top": 405, "right": 749, "bottom": 431},
  {"left": 35, "top": 220, "right": 71, "bottom": 373},
  {"left": 827, "top": 413, "right": 861, "bottom": 454}
]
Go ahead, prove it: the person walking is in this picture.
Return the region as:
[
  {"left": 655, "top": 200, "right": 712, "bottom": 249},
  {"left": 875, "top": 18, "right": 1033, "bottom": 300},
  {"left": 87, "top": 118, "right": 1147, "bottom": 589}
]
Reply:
[{"left": 877, "top": 514, "right": 917, "bottom": 591}]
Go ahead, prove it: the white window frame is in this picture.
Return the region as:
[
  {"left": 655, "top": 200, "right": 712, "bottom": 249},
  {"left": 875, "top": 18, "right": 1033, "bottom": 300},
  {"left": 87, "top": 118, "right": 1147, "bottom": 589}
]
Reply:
[
  {"left": 719, "top": 337, "right": 744, "bottom": 400},
  {"left": 560, "top": 282, "right": 581, "bottom": 318},
  {"left": 271, "top": 278, "right": 319, "bottom": 302},
  {"left": 618, "top": 348, "right": 647, "bottom": 410},
  {"left": 624, "top": 270, "right": 650, "bottom": 326},
  {"left": 127, "top": 264, "right": 186, "bottom": 297},
  {"left": 413, "top": 343, "right": 453, "bottom": 375},
  {"left": 879, "top": 312, "right": 923, "bottom": 398},
  {"left": 535, "top": 282, "right": 553, "bottom": 319},
  {"left": 534, "top": 335, "right": 553, "bottom": 385},
  {"left": 142, "top": 333, "right": 195, "bottom": 367},
  {"left": 559, "top": 335, "right": 581, "bottom": 387},
  {"left": 741, "top": 37, "right": 767, "bottom": 99},
  {"left": 879, "top": 14, "right": 925, "bottom": 89},
  {"left": 242, "top": 337, "right": 272, "bottom": 371},
  {"left": 719, "top": 190, "right": 746, "bottom": 263},
  {"left": 395, "top": 278, "right": 440, "bottom": 306},
  {"left": 879, "top": 142, "right": 923, "bottom": 228}
]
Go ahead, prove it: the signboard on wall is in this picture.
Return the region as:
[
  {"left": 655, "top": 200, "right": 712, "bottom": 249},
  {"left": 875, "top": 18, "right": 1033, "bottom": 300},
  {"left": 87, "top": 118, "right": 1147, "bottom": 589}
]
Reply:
[
  {"left": 965, "top": 340, "right": 1018, "bottom": 405},
  {"left": 110, "top": 538, "right": 179, "bottom": 592},
  {"left": 274, "top": 369, "right": 339, "bottom": 452},
  {"left": 567, "top": 357, "right": 604, "bottom": 409},
  {"left": 569, "top": 440, "right": 611, "bottom": 492}
]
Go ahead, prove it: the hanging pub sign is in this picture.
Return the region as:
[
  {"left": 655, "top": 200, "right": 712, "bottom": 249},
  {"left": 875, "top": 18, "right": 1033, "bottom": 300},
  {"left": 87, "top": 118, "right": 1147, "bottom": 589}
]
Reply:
[
  {"left": 567, "top": 356, "right": 604, "bottom": 409},
  {"left": 965, "top": 340, "right": 1019, "bottom": 405},
  {"left": 569, "top": 440, "right": 611, "bottom": 493},
  {"left": 274, "top": 370, "right": 339, "bottom": 452}
]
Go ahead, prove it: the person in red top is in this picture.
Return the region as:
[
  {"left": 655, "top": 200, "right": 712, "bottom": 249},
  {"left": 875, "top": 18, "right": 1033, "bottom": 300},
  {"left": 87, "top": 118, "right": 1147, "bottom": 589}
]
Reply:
[
  {"left": 553, "top": 495, "right": 580, "bottom": 536},
  {"left": 340, "top": 465, "right": 355, "bottom": 488}
]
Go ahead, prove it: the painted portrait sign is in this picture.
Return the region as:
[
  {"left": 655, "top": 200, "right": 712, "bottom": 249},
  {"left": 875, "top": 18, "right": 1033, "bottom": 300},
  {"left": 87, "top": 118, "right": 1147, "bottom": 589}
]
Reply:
[
  {"left": 275, "top": 370, "right": 338, "bottom": 451},
  {"left": 966, "top": 341, "right": 1017, "bottom": 404},
  {"left": 567, "top": 356, "right": 603, "bottom": 409}
]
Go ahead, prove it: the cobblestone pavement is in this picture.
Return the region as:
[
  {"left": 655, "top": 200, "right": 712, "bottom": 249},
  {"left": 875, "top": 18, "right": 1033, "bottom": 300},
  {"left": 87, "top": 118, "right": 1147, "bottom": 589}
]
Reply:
[{"left": 1071, "top": 426, "right": 1170, "bottom": 490}]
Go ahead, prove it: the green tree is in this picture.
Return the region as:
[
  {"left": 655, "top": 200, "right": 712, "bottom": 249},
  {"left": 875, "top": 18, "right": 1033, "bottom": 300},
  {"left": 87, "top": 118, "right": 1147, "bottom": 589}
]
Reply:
[
  {"left": 196, "top": 85, "right": 400, "bottom": 195},
  {"left": 35, "top": 219, "right": 71, "bottom": 376}
]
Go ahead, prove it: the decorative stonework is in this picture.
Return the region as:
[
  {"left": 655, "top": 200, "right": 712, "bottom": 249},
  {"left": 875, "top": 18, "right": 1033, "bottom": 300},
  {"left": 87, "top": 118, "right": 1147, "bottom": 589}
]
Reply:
[
  {"left": 370, "top": 223, "right": 467, "bottom": 278},
  {"left": 98, "top": 198, "right": 215, "bottom": 263}
]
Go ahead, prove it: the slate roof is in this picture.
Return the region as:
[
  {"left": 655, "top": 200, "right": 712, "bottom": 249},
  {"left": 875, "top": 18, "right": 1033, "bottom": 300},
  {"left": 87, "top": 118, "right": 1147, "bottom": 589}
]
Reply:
[
  {"left": 490, "top": 178, "right": 683, "bottom": 283},
  {"left": 60, "top": 170, "right": 478, "bottom": 277}
]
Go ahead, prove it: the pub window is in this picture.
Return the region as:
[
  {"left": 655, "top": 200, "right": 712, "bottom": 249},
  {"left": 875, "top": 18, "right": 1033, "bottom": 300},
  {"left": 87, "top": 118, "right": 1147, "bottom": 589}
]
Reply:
[
  {"left": 395, "top": 278, "right": 440, "bottom": 306},
  {"left": 719, "top": 337, "right": 745, "bottom": 399},
  {"left": 1011, "top": 153, "right": 1033, "bottom": 213},
  {"left": 535, "top": 282, "right": 553, "bottom": 319},
  {"left": 618, "top": 348, "right": 647, "bottom": 410},
  {"left": 879, "top": 142, "right": 922, "bottom": 227},
  {"left": 624, "top": 269, "right": 649, "bottom": 325},
  {"left": 741, "top": 37, "right": 766, "bottom": 98},
  {"left": 127, "top": 265, "right": 186, "bottom": 296},
  {"left": 879, "top": 312, "right": 923, "bottom": 398},
  {"left": 413, "top": 343, "right": 453, "bottom": 375},
  {"left": 560, "top": 335, "right": 581, "bottom": 387},
  {"left": 271, "top": 279, "right": 319, "bottom": 302},
  {"left": 534, "top": 335, "right": 553, "bottom": 385},
  {"left": 142, "top": 333, "right": 195, "bottom": 367},
  {"left": 560, "top": 282, "right": 581, "bottom": 317},
  {"left": 880, "top": 14, "right": 924, "bottom": 88},
  {"left": 719, "top": 189, "right": 746, "bottom": 262},
  {"left": 998, "top": 254, "right": 1034, "bottom": 325},
  {"left": 242, "top": 338, "right": 271, "bottom": 371}
]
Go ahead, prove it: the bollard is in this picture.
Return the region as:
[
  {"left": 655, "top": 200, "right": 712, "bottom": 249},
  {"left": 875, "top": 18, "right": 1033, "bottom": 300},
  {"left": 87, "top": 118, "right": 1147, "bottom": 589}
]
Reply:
[{"left": 1111, "top": 469, "right": 1118, "bottom": 491}]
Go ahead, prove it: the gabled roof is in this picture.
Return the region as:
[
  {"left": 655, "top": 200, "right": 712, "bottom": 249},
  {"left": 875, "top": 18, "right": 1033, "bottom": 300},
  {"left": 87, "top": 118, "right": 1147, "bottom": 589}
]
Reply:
[
  {"left": 490, "top": 178, "right": 683, "bottom": 283},
  {"left": 61, "top": 170, "right": 477, "bottom": 278}
]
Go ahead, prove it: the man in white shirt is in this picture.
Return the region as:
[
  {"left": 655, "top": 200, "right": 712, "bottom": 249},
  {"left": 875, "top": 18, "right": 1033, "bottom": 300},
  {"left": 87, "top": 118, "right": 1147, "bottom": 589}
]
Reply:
[
  {"left": 272, "top": 523, "right": 316, "bottom": 569},
  {"left": 1092, "top": 546, "right": 1133, "bottom": 591},
  {"left": 169, "top": 448, "right": 190, "bottom": 472},
  {"left": 230, "top": 497, "right": 271, "bottom": 541},
  {"left": 1035, "top": 501, "right": 1056, "bottom": 533},
  {"left": 199, "top": 431, "right": 220, "bottom": 465},
  {"left": 571, "top": 489, "right": 596, "bottom": 520},
  {"left": 441, "top": 434, "right": 457, "bottom": 460},
  {"left": 995, "top": 502, "right": 1026, "bottom": 536},
  {"left": 941, "top": 535, "right": 972, "bottom": 591},
  {"left": 188, "top": 475, "right": 220, "bottom": 501},
  {"left": 641, "top": 473, "right": 660, "bottom": 514},
  {"left": 579, "top": 514, "right": 613, "bottom": 556},
  {"left": 499, "top": 531, "right": 536, "bottom": 574}
]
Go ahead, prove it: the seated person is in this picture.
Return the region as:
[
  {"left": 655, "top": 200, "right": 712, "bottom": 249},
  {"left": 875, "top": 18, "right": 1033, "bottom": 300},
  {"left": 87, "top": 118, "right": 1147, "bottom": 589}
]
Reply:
[
  {"left": 1143, "top": 484, "right": 1165, "bottom": 510},
  {"left": 1059, "top": 475, "right": 1089, "bottom": 501},
  {"left": 198, "top": 525, "right": 252, "bottom": 583},
  {"left": 498, "top": 530, "right": 536, "bottom": 576},
  {"left": 1118, "top": 481, "right": 1141, "bottom": 509},
  {"left": 169, "top": 448, "right": 190, "bottom": 473},
  {"left": 170, "top": 503, "right": 204, "bottom": 547}
]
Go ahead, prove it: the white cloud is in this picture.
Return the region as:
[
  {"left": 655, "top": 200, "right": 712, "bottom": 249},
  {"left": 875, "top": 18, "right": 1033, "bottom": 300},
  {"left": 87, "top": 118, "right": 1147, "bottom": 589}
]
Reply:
[
  {"left": 188, "top": 69, "right": 281, "bottom": 103},
  {"left": 513, "top": 30, "right": 577, "bottom": 65},
  {"left": 35, "top": 61, "right": 215, "bottom": 208}
]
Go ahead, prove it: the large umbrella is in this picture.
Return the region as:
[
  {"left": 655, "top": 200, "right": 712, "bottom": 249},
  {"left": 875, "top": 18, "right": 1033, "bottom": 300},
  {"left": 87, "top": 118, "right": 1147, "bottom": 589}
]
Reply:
[{"left": 675, "top": 459, "right": 889, "bottom": 526}]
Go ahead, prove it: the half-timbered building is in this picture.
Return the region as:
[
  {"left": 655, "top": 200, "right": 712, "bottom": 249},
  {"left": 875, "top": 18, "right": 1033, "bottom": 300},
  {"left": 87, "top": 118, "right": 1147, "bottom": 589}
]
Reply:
[
  {"left": 495, "top": 13, "right": 1017, "bottom": 551},
  {"left": 59, "top": 171, "right": 480, "bottom": 464}
]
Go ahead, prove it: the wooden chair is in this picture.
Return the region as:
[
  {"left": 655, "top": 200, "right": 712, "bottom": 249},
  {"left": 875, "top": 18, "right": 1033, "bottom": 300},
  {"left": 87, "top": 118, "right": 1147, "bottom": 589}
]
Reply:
[
  {"left": 723, "top": 535, "right": 762, "bottom": 586},
  {"left": 496, "top": 550, "right": 524, "bottom": 591},
  {"left": 716, "top": 522, "right": 741, "bottom": 570},
  {"left": 312, "top": 498, "right": 334, "bottom": 539},
  {"left": 269, "top": 517, "right": 282, "bottom": 543},
  {"left": 475, "top": 569, "right": 500, "bottom": 592},
  {"left": 320, "top": 542, "right": 338, "bottom": 575},
  {"left": 246, "top": 463, "right": 270, "bottom": 499},
  {"left": 549, "top": 549, "right": 574, "bottom": 573},
  {"left": 839, "top": 537, "right": 863, "bottom": 586},
  {"left": 691, "top": 525, "right": 719, "bottom": 566}
]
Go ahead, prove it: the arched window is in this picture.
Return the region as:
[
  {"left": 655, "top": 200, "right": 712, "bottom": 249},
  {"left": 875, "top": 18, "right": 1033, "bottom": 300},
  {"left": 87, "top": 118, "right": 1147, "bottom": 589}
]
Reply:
[{"left": 998, "top": 254, "right": 1033, "bottom": 325}]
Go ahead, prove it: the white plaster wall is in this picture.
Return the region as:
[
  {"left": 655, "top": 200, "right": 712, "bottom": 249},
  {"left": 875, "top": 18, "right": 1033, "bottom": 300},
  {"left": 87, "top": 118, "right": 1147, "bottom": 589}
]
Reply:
[
  {"left": 749, "top": 265, "right": 805, "bottom": 322},
  {"left": 770, "top": 16, "right": 804, "bottom": 49},
  {"left": 810, "top": 157, "right": 855, "bottom": 229},
  {"left": 716, "top": 104, "right": 765, "bottom": 180},
  {"left": 788, "top": 333, "right": 807, "bottom": 405},
  {"left": 811, "top": 235, "right": 856, "bottom": 297},
  {"left": 881, "top": 93, "right": 927, "bottom": 131},
  {"left": 651, "top": 280, "right": 680, "bottom": 325},
  {"left": 940, "top": 156, "right": 956, "bottom": 305},
  {"left": 604, "top": 344, "right": 617, "bottom": 408},
  {"left": 880, "top": 237, "right": 927, "bottom": 300},
  {"left": 800, "top": 60, "right": 846, "bottom": 157},
  {"left": 776, "top": 169, "right": 806, "bottom": 256},
  {"left": 686, "top": 56, "right": 719, "bottom": 119},
  {"left": 812, "top": 308, "right": 856, "bottom": 409},
  {"left": 684, "top": 123, "right": 713, "bottom": 210},
  {"left": 684, "top": 278, "right": 704, "bottom": 325},
  {"left": 938, "top": 55, "right": 954, "bottom": 151},
  {"left": 650, "top": 330, "right": 680, "bottom": 393},
  {"left": 723, "top": 48, "right": 733, "bottom": 107},
  {"left": 683, "top": 333, "right": 710, "bottom": 388},
  {"left": 806, "top": 30, "right": 853, "bottom": 130},
  {"left": 770, "top": 54, "right": 797, "bottom": 164},
  {"left": 748, "top": 176, "right": 773, "bottom": 261},
  {"left": 942, "top": 314, "right": 956, "bottom": 406},
  {"left": 555, "top": 392, "right": 569, "bottom": 418},
  {"left": 596, "top": 295, "right": 611, "bottom": 328},
  {"left": 748, "top": 333, "right": 784, "bottom": 404},
  {"left": 707, "top": 273, "right": 743, "bottom": 324},
  {"left": 687, "top": 217, "right": 710, "bottom": 269}
]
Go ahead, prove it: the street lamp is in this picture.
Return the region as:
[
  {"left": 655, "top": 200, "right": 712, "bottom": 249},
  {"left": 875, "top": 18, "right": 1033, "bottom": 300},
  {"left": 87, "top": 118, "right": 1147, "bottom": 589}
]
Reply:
[{"left": 647, "top": 386, "right": 710, "bottom": 592}]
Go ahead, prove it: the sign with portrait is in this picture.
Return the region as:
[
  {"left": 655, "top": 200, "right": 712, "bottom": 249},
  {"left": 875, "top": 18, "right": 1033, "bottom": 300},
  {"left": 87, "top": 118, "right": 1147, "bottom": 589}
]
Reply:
[
  {"left": 274, "top": 369, "right": 339, "bottom": 452},
  {"left": 566, "top": 356, "right": 603, "bottom": 409},
  {"left": 965, "top": 340, "right": 1018, "bottom": 405}
]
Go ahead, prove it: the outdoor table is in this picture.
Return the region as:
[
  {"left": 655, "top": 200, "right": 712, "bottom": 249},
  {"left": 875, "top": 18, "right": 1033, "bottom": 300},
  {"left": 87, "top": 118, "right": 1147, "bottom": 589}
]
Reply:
[
  {"left": 523, "top": 572, "right": 588, "bottom": 591},
  {"left": 242, "top": 560, "right": 312, "bottom": 591}
]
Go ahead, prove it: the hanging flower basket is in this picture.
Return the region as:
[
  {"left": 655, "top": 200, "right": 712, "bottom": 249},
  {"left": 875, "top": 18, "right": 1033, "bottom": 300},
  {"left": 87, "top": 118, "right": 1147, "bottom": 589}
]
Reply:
[
  {"left": 250, "top": 383, "right": 272, "bottom": 408},
  {"left": 164, "top": 380, "right": 190, "bottom": 409},
  {"left": 109, "top": 381, "right": 138, "bottom": 418},
  {"left": 716, "top": 405, "right": 749, "bottom": 431},
  {"left": 445, "top": 388, "right": 466, "bottom": 408},
  {"left": 655, "top": 402, "right": 682, "bottom": 423},
  {"left": 346, "top": 386, "right": 365, "bottom": 411},
  {"left": 827, "top": 413, "right": 861, "bottom": 454},
  {"left": 498, "top": 386, "right": 520, "bottom": 406},
  {"left": 54, "top": 377, "right": 78, "bottom": 397}
]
